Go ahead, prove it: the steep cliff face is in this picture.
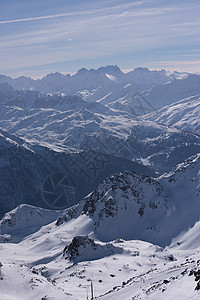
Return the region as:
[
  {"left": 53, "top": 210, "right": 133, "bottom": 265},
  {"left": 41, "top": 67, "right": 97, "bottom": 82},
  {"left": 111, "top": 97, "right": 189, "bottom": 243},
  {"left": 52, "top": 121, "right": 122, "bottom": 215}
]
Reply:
[{"left": 81, "top": 171, "right": 169, "bottom": 245}]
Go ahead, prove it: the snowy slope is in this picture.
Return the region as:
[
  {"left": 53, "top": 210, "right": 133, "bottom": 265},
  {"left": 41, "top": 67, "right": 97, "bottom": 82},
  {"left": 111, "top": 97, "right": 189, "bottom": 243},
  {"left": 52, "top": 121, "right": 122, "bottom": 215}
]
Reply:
[
  {"left": 0, "top": 154, "right": 200, "bottom": 299},
  {"left": 1, "top": 234, "right": 199, "bottom": 300},
  {"left": 0, "top": 223, "right": 188, "bottom": 300},
  {"left": 107, "top": 73, "right": 200, "bottom": 115},
  {"left": 143, "top": 74, "right": 200, "bottom": 110},
  {"left": 169, "top": 220, "right": 200, "bottom": 250},
  {"left": 0, "top": 204, "right": 64, "bottom": 242},
  {"left": 0, "top": 86, "right": 199, "bottom": 175},
  {"left": 144, "top": 94, "right": 200, "bottom": 134}
]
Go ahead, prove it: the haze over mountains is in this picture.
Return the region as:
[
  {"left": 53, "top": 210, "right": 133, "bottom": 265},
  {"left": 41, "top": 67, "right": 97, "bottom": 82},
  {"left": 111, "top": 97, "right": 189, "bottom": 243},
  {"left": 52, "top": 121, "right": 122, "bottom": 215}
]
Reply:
[
  {"left": 1, "top": 66, "right": 199, "bottom": 114},
  {"left": 0, "top": 66, "right": 195, "bottom": 113},
  {"left": 0, "top": 65, "right": 200, "bottom": 299},
  {"left": 0, "top": 66, "right": 172, "bottom": 93}
]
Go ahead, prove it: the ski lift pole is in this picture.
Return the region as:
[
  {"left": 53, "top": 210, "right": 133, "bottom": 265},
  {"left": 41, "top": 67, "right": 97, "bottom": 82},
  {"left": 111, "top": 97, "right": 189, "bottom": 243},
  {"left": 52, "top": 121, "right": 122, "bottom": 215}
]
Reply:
[{"left": 91, "top": 280, "right": 94, "bottom": 300}]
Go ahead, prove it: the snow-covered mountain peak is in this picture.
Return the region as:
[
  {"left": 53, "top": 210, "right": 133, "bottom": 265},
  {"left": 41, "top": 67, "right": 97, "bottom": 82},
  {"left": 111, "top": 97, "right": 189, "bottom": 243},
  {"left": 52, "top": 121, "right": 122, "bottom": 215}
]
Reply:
[
  {"left": 97, "top": 65, "right": 123, "bottom": 76},
  {"left": 55, "top": 152, "right": 200, "bottom": 247},
  {"left": 0, "top": 204, "right": 63, "bottom": 242},
  {"left": 98, "top": 65, "right": 121, "bottom": 72},
  {"left": 44, "top": 72, "right": 67, "bottom": 79},
  {"left": 126, "top": 67, "right": 170, "bottom": 85},
  {"left": 77, "top": 67, "right": 88, "bottom": 74},
  {"left": 129, "top": 67, "right": 166, "bottom": 75}
]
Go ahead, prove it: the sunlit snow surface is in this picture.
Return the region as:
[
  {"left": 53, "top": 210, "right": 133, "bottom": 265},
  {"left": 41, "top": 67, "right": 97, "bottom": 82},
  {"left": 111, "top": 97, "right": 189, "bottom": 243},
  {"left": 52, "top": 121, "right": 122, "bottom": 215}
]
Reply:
[
  {"left": 0, "top": 205, "right": 200, "bottom": 300},
  {"left": 0, "top": 152, "right": 200, "bottom": 299}
]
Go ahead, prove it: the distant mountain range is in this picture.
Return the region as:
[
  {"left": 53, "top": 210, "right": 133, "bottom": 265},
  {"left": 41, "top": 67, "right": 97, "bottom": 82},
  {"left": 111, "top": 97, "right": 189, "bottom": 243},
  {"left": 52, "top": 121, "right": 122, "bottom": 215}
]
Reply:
[
  {"left": 0, "top": 66, "right": 172, "bottom": 94},
  {"left": 0, "top": 66, "right": 195, "bottom": 114}
]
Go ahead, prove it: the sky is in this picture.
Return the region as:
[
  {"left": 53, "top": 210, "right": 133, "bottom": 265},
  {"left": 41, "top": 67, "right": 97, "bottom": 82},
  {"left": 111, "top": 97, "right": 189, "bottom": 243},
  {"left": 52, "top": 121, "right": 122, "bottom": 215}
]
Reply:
[{"left": 1, "top": 0, "right": 200, "bottom": 78}]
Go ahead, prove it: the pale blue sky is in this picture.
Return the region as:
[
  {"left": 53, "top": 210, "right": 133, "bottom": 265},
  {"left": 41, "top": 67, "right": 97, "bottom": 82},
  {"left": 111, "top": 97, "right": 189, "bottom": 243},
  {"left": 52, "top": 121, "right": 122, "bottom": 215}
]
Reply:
[{"left": 1, "top": 0, "right": 200, "bottom": 78}]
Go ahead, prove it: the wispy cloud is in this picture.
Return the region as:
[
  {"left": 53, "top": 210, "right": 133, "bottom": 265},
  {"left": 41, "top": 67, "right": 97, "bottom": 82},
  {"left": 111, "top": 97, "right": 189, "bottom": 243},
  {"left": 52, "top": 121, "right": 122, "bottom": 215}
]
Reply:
[
  {"left": 147, "top": 60, "right": 200, "bottom": 73},
  {"left": 1, "top": 0, "right": 200, "bottom": 76},
  {"left": 0, "top": 1, "right": 146, "bottom": 25},
  {"left": 0, "top": 4, "right": 190, "bottom": 49}
]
